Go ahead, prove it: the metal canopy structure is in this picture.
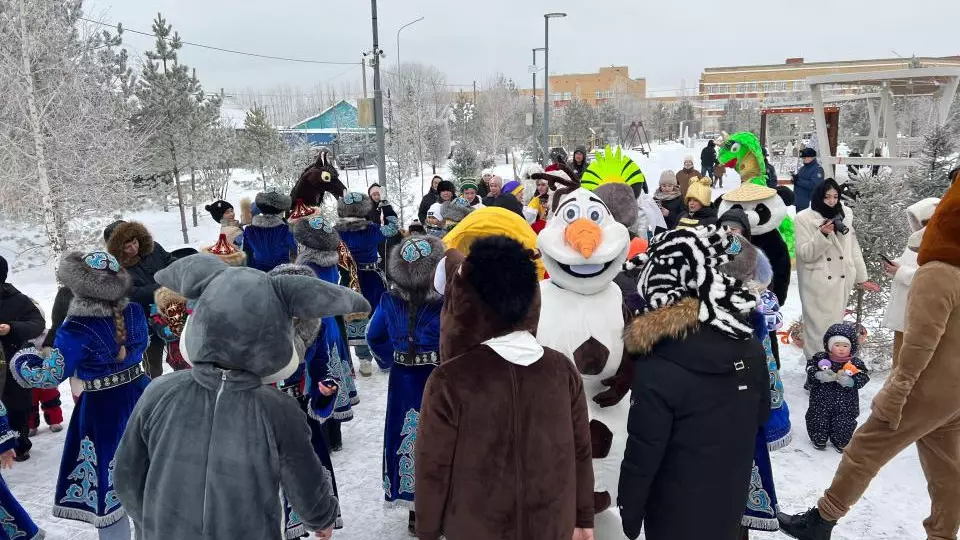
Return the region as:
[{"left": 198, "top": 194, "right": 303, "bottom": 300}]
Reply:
[{"left": 806, "top": 67, "right": 960, "bottom": 178}]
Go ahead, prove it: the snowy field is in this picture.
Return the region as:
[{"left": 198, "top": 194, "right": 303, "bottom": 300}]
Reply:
[{"left": 3, "top": 142, "right": 932, "bottom": 539}]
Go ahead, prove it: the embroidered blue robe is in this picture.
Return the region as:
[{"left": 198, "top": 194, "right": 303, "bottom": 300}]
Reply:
[
  {"left": 11, "top": 303, "right": 150, "bottom": 528},
  {"left": 242, "top": 222, "right": 297, "bottom": 272},
  {"left": 366, "top": 292, "right": 442, "bottom": 508},
  {"left": 0, "top": 401, "right": 43, "bottom": 539}
]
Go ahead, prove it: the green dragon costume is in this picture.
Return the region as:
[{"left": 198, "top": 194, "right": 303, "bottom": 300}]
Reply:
[{"left": 718, "top": 132, "right": 795, "bottom": 258}]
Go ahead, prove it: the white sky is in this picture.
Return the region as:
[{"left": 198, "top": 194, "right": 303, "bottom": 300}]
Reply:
[{"left": 87, "top": 0, "right": 960, "bottom": 95}]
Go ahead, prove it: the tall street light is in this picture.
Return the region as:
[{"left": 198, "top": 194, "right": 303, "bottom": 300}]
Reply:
[
  {"left": 396, "top": 16, "right": 425, "bottom": 75},
  {"left": 543, "top": 12, "right": 566, "bottom": 166},
  {"left": 369, "top": 0, "right": 387, "bottom": 192},
  {"left": 532, "top": 47, "right": 545, "bottom": 153}
]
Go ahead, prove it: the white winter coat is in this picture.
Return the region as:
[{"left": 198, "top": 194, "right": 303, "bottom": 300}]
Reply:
[
  {"left": 795, "top": 204, "right": 868, "bottom": 359},
  {"left": 882, "top": 198, "right": 941, "bottom": 332}
]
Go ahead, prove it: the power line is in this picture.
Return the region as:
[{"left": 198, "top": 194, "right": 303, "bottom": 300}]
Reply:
[{"left": 80, "top": 17, "right": 360, "bottom": 66}]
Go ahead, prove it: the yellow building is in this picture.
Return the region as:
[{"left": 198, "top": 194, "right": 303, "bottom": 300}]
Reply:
[
  {"left": 698, "top": 55, "right": 960, "bottom": 119},
  {"left": 521, "top": 66, "right": 647, "bottom": 108}
]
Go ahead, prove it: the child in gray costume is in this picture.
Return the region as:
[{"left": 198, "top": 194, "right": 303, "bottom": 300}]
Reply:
[{"left": 114, "top": 254, "right": 370, "bottom": 540}]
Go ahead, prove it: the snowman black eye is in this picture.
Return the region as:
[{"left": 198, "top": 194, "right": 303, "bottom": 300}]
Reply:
[
  {"left": 587, "top": 205, "right": 604, "bottom": 224},
  {"left": 563, "top": 205, "right": 581, "bottom": 223}
]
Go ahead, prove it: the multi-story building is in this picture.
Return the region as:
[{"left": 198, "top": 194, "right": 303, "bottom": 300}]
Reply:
[
  {"left": 698, "top": 55, "right": 960, "bottom": 128},
  {"left": 520, "top": 66, "right": 647, "bottom": 108}
]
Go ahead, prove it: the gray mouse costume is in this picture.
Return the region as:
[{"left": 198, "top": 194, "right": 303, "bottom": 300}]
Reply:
[{"left": 114, "top": 255, "right": 369, "bottom": 539}]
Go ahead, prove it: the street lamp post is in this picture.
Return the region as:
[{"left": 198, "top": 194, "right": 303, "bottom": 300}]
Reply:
[
  {"left": 370, "top": 0, "right": 387, "bottom": 192},
  {"left": 542, "top": 12, "right": 566, "bottom": 167},
  {"left": 396, "top": 16, "right": 425, "bottom": 75},
  {"left": 532, "top": 47, "right": 544, "bottom": 155}
]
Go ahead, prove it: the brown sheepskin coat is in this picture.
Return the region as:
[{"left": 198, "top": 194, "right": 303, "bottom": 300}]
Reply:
[{"left": 416, "top": 346, "right": 594, "bottom": 540}]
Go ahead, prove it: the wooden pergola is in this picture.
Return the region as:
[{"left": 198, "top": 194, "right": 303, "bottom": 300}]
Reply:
[{"left": 806, "top": 67, "right": 960, "bottom": 178}]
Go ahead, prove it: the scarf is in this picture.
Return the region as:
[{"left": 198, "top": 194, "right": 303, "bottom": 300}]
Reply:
[
  {"left": 828, "top": 353, "right": 853, "bottom": 365},
  {"left": 810, "top": 178, "right": 845, "bottom": 220},
  {"left": 638, "top": 226, "right": 756, "bottom": 340},
  {"left": 654, "top": 188, "right": 681, "bottom": 202}
]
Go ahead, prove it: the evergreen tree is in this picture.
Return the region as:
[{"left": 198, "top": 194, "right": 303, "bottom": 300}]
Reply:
[
  {"left": 845, "top": 168, "right": 909, "bottom": 369},
  {"left": 560, "top": 99, "right": 596, "bottom": 149},
  {"left": 133, "top": 13, "right": 201, "bottom": 243},
  {"left": 449, "top": 144, "right": 481, "bottom": 182},
  {"left": 907, "top": 125, "right": 956, "bottom": 202},
  {"left": 241, "top": 104, "right": 283, "bottom": 191}
]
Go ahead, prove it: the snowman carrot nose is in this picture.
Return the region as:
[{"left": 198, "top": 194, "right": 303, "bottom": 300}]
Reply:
[{"left": 564, "top": 218, "right": 602, "bottom": 258}]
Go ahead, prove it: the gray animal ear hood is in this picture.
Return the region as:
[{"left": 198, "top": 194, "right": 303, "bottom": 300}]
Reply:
[{"left": 156, "top": 255, "right": 370, "bottom": 379}]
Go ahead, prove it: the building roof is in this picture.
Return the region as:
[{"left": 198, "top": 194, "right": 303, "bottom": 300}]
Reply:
[
  {"left": 703, "top": 56, "right": 960, "bottom": 75},
  {"left": 806, "top": 67, "right": 960, "bottom": 96},
  {"left": 290, "top": 99, "right": 359, "bottom": 130}
]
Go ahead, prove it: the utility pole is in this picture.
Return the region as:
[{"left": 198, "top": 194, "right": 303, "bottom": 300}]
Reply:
[
  {"left": 543, "top": 13, "right": 567, "bottom": 167},
  {"left": 532, "top": 48, "right": 544, "bottom": 156},
  {"left": 370, "top": 0, "right": 387, "bottom": 193}
]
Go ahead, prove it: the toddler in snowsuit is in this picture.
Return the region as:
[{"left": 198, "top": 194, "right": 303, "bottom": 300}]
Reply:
[{"left": 805, "top": 323, "right": 869, "bottom": 452}]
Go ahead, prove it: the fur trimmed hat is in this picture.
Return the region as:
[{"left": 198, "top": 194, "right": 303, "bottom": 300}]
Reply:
[
  {"left": 105, "top": 221, "right": 155, "bottom": 269},
  {"left": 201, "top": 234, "right": 247, "bottom": 267},
  {"left": 292, "top": 215, "right": 342, "bottom": 252},
  {"left": 205, "top": 200, "right": 233, "bottom": 223},
  {"left": 437, "top": 181, "right": 456, "bottom": 197},
  {"left": 255, "top": 190, "right": 292, "bottom": 215},
  {"left": 388, "top": 235, "right": 445, "bottom": 298},
  {"left": 594, "top": 183, "right": 639, "bottom": 231},
  {"left": 337, "top": 192, "right": 374, "bottom": 219},
  {"left": 57, "top": 251, "right": 131, "bottom": 302},
  {"left": 918, "top": 179, "right": 960, "bottom": 267}
]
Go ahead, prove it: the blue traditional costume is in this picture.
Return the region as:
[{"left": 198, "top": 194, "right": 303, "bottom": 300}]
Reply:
[
  {"left": 268, "top": 264, "right": 345, "bottom": 537},
  {"left": 0, "top": 401, "right": 43, "bottom": 539},
  {"left": 11, "top": 251, "right": 148, "bottom": 534},
  {"left": 742, "top": 290, "right": 792, "bottom": 532},
  {"left": 366, "top": 235, "right": 444, "bottom": 515},
  {"left": 242, "top": 190, "right": 297, "bottom": 272},
  {"left": 336, "top": 192, "right": 400, "bottom": 375}
]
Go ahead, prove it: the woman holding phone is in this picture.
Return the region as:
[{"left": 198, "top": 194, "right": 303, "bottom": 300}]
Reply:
[{"left": 795, "top": 179, "right": 878, "bottom": 362}]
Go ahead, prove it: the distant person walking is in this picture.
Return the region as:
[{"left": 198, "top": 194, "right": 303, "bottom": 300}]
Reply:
[
  {"left": 701, "top": 140, "right": 718, "bottom": 182},
  {"left": 792, "top": 148, "right": 825, "bottom": 211}
]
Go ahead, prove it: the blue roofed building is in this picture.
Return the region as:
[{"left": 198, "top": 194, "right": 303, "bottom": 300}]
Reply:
[{"left": 281, "top": 100, "right": 377, "bottom": 148}]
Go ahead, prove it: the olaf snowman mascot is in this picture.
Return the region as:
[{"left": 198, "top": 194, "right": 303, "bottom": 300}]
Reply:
[{"left": 532, "top": 165, "right": 631, "bottom": 540}]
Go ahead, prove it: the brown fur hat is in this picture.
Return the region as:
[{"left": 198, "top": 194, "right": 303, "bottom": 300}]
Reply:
[{"left": 105, "top": 221, "right": 154, "bottom": 268}]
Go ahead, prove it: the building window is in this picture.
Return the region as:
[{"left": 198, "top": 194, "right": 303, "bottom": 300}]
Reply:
[
  {"left": 735, "top": 83, "right": 746, "bottom": 93},
  {"left": 563, "top": 92, "right": 572, "bottom": 100},
  {"left": 793, "top": 81, "right": 805, "bottom": 91},
  {"left": 747, "top": 82, "right": 758, "bottom": 92},
  {"left": 552, "top": 93, "right": 562, "bottom": 101},
  {"left": 596, "top": 90, "right": 603, "bottom": 99}
]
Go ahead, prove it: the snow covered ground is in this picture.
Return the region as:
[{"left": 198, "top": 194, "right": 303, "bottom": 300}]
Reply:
[{"left": 3, "top": 143, "right": 933, "bottom": 539}]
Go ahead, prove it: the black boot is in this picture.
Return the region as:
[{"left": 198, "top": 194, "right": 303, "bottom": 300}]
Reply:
[
  {"left": 778, "top": 507, "right": 836, "bottom": 540},
  {"left": 408, "top": 511, "right": 416, "bottom": 537}
]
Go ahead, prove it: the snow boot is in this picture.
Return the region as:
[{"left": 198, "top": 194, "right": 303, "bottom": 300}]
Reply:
[
  {"left": 50, "top": 424, "right": 63, "bottom": 433},
  {"left": 813, "top": 442, "right": 827, "bottom": 451},
  {"left": 778, "top": 507, "right": 836, "bottom": 540},
  {"left": 407, "top": 511, "right": 416, "bottom": 537},
  {"left": 359, "top": 358, "right": 373, "bottom": 377},
  {"left": 27, "top": 428, "right": 37, "bottom": 438}
]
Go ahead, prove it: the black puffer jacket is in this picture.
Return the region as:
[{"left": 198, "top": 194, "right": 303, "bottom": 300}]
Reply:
[
  {"left": 106, "top": 221, "right": 173, "bottom": 311},
  {"left": 619, "top": 298, "right": 769, "bottom": 540},
  {"left": 41, "top": 287, "right": 73, "bottom": 349},
  {"left": 0, "top": 284, "right": 45, "bottom": 361}
]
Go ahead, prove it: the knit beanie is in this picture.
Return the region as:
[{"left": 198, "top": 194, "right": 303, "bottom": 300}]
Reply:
[
  {"left": 659, "top": 171, "right": 678, "bottom": 187},
  {"left": 460, "top": 180, "right": 479, "bottom": 193},
  {"left": 685, "top": 177, "right": 713, "bottom": 207},
  {"left": 427, "top": 202, "right": 444, "bottom": 221},
  {"left": 719, "top": 208, "right": 752, "bottom": 240},
  {"left": 0, "top": 255, "right": 7, "bottom": 285},
  {"left": 205, "top": 200, "right": 234, "bottom": 223},
  {"left": 827, "top": 335, "right": 851, "bottom": 351},
  {"left": 918, "top": 178, "right": 960, "bottom": 267}
]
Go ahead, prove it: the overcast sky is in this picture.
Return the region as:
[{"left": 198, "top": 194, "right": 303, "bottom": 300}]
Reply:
[{"left": 87, "top": 0, "right": 959, "bottom": 96}]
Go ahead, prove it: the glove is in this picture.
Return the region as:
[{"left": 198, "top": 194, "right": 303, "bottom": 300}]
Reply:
[
  {"left": 593, "top": 359, "right": 635, "bottom": 408},
  {"left": 837, "top": 374, "right": 855, "bottom": 388},
  {"left": 815, "top": 370, "right": 838, "bottom": 383},
  {"left": 380, "top": 216, "right": 400, "bottom": 237},
  {"left": 871, "top": 379, "right": 911, "bottom": 430}
]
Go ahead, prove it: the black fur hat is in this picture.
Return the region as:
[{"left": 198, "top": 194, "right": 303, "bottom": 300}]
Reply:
[
  {"left": 337, "top": 192, "right": 374, "bottom": 219},
  {"left": 464, "top": 236, "right": 537, "bottom": 327},
  {"left": 388, "top": 235, "right": 445, "bottom": 297},
  {"left": 205, "top": 200, "right": 234, "bottom": 223},
  {"left": 57, "top": 251, "right": 131, "bottom": 302}
]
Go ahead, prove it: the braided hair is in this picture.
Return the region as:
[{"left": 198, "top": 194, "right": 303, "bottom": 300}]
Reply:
[{"left": 113, "top": 304, "right": 127, "bottom": 361}]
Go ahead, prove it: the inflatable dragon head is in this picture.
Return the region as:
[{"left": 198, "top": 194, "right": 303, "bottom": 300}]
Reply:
[
  {"left": 718, "top": 132, "right": 767, "bottom": 186},
  {"left": 532, "top": 163, "right": 630, "bottom": 295}
]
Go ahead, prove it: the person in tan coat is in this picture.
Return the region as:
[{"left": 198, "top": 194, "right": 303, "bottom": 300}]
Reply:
[
  {"left": 675, "top": 155, "right": 701, "bottom": 197},
  {"left": 416, "top": 236, "right": 594, "bottom": 540},
  {"left": 779, "top": 178, "right": 960, "bottom": 540}
]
